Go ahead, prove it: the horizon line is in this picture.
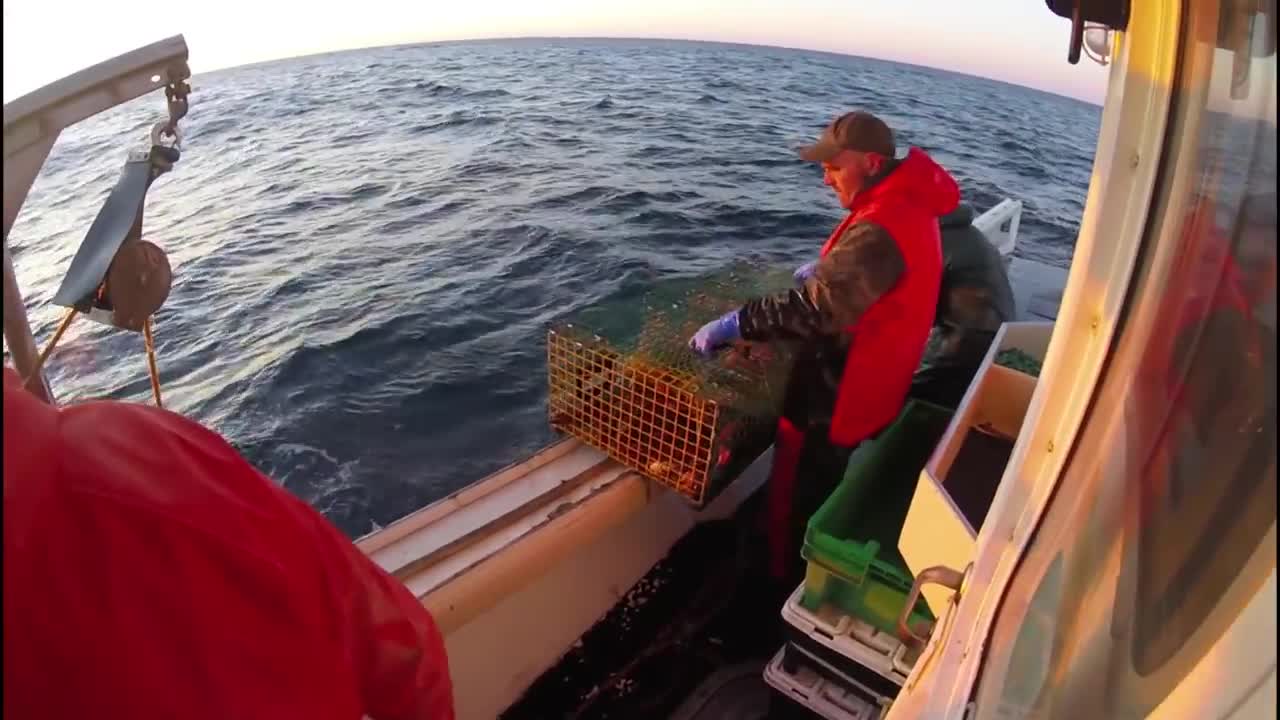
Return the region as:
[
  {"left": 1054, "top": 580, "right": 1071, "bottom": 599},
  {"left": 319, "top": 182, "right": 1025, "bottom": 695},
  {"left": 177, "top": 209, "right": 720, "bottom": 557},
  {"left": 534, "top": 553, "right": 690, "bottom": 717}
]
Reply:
[{"left": 191, "top": 34, "right": 1106, "bottom": 107}]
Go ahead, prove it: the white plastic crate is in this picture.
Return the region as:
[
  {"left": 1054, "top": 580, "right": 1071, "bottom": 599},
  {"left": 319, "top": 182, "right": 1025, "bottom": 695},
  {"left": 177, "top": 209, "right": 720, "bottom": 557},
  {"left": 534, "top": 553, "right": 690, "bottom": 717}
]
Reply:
[
  {"left": 763, "top": 645, "right": 888, "bottom": 720},
  {"left": 779, "top": 584, "right": 916, "bottom": 687}
]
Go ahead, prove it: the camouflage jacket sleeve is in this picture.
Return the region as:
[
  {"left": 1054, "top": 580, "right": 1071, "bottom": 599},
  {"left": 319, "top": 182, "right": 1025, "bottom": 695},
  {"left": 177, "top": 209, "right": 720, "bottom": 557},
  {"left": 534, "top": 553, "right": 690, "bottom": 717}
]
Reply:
[{"left": 738, "top": 221, "right": 905, "bottom": 341}]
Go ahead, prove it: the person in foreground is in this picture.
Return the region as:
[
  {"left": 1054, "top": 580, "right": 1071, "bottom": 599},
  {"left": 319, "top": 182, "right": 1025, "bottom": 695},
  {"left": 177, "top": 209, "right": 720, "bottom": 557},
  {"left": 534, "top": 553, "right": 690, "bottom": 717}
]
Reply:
[
  {"left": 688, "top": 111, "right": 959, "bottom": 583},
  {"left": 910, "top": 203, "right": 1016, "bottom": 408},
  {"left": 2, "top": 367, "right": 455, "bottom": 720}
]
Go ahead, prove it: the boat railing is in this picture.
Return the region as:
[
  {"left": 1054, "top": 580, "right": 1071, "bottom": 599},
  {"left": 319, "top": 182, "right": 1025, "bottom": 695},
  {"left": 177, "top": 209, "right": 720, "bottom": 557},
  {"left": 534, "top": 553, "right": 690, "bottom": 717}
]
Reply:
[{"left": 973, "top": 198, "right": 1023, "bottom": 258}]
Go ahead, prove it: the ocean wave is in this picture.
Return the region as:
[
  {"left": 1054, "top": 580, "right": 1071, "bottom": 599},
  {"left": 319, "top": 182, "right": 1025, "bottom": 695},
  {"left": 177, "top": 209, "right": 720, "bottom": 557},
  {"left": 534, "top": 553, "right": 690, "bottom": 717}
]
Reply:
[
  {"left": 408, "top": 112, "right": 502, "bottom": 133},
  {"left": 530, "top": 186, "right": 702, "bottom": 212},
  {"left": 706, "top": 79, "right": 744, "bottom": 90}
]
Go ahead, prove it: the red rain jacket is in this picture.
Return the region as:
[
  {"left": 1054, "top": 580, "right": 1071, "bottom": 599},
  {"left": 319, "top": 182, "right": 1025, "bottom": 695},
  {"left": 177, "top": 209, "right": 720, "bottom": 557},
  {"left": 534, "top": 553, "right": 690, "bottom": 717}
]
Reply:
[
  {"left": 824, "top": 148, "right": 956, "bottom": 446},
  {"left": 3, "top": 368, "right": 454, "bottom": 720}
]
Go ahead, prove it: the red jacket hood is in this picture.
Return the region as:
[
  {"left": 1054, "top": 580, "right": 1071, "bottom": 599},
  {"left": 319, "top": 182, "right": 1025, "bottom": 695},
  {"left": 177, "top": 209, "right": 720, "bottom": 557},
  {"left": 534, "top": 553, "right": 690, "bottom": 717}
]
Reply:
[{"left": 852, "top": 147, "right": 960, "bottom": 219}]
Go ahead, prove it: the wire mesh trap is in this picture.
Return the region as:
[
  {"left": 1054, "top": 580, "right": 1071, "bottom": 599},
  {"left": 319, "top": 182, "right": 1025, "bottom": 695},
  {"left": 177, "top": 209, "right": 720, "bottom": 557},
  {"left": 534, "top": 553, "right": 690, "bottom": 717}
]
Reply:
[{"left": 547, "top": 262, "right": 796, "bottom": 505}]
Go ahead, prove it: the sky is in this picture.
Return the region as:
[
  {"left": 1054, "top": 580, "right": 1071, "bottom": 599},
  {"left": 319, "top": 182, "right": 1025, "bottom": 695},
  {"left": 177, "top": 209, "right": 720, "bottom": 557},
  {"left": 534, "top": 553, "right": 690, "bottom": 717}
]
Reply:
[{"left": 2, "top": 0, "right": 1111, "bottom": 104}]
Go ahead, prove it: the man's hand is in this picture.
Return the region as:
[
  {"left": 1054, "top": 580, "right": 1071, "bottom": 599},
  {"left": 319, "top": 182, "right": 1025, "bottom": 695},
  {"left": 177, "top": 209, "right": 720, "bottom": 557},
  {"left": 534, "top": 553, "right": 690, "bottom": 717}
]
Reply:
[
  {"left": 793, "top": 260, "right": 818, "bottom": 285},
  {"left": 688, "top": 310, "right": 741, "bottom": 358}
]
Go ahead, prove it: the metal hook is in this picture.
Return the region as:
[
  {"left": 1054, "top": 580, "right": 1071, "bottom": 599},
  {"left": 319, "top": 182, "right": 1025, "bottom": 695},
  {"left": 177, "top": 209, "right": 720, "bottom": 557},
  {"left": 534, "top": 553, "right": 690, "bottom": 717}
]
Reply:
[
  {"left": 164, "top": 78, "right": 191, "bottom": 131},
  {"left": 150, "top": 121, "right": 182, "bottom": 150}
]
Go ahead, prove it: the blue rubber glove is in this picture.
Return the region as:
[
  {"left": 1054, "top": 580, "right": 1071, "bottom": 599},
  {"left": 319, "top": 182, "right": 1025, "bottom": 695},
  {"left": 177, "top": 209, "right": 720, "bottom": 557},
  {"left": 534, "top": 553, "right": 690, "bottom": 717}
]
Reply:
[
  {"left": 793, "top": 260, "right": 818, "bottom": 285},
  {"left": 688, "top": 310, "right": 741, "bottom": 359}
]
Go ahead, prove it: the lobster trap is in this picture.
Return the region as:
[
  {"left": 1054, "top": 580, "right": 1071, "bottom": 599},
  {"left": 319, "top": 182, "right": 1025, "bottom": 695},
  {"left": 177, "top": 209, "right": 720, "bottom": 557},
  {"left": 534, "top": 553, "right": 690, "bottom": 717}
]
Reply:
[{"left": 547, "top": 262, "right": 796, "bottom": 505}]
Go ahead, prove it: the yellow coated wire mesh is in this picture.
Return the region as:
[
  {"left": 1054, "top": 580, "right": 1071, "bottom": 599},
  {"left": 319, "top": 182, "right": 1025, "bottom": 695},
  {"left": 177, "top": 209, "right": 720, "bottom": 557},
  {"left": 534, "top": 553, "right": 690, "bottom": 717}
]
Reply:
[
  {"left": 548, "top": 329, "right": 720, "bottom": 502},
  {"left": 547, "top": 262, "right": 795, "bottom": 505}
]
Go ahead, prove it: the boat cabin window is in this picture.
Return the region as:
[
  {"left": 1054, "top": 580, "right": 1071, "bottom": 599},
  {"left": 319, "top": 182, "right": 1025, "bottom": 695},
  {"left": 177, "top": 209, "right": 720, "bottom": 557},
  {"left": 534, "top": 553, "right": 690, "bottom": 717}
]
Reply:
[{"left": 970, "top": 1, "right": 1276, "bottom": 716}]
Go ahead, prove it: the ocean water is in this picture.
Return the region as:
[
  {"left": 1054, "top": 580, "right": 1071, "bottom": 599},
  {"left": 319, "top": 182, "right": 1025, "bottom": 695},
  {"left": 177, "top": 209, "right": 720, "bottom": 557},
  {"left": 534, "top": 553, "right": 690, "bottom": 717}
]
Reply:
[{"left": 7, "top": 39, "right": 1100, "bottom": 537}]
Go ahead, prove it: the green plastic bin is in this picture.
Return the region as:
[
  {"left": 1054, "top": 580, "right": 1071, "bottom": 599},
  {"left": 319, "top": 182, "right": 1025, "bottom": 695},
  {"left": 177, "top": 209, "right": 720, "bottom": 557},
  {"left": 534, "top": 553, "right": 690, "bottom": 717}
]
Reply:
[{"left": 799, "top": 400, "right": 954, "bottom": 636}]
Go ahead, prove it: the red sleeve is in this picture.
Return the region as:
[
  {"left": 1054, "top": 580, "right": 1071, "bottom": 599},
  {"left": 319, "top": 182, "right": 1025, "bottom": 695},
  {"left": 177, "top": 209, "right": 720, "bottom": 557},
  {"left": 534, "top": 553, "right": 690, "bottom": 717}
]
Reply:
[
  {"left": 300, "top": 498, "right": 456, "bottom": 720},
  {"left": 162, "top": 415, "right": 458, "bottom": 720}
]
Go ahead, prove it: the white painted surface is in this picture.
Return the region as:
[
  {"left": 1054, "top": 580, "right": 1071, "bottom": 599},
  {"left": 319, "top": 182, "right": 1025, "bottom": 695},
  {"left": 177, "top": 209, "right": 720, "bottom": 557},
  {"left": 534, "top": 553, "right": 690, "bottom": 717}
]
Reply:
[
  {"left": 1148, "top": 569, "right": 1276, "bottom": 720},
  {"left": 406, "top": 462, "right": 634, "bottom": 599},
  {"left": 365, "top": 442, "right": 608, "bottom": 574},
  {"left": 973, "top": 198, "right": 1022, "bottom": 259}
]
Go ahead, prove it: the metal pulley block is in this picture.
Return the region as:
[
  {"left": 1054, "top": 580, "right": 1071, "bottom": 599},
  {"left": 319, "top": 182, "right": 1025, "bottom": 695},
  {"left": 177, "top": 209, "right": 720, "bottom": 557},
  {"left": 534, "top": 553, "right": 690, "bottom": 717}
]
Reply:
[
  {"left": 103, "top": 240, "right": 172, "bottom": 332},
  {"left": 53, "top": 122, "right": 182, "bottom": 331}
]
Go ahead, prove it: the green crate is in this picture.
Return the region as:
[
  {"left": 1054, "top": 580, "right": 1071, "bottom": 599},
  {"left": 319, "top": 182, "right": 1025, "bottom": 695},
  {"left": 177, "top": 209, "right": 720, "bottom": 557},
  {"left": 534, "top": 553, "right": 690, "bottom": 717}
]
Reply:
[{"left": 799, "top": 400, "right": 954, "bottom": 636}]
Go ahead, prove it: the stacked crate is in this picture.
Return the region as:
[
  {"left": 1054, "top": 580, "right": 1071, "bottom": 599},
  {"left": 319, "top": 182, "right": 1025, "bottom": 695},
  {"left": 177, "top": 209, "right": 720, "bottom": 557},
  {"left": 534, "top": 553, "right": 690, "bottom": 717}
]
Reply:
[{"left": 764, "top": 401, "right": 954, "bottom": 719}]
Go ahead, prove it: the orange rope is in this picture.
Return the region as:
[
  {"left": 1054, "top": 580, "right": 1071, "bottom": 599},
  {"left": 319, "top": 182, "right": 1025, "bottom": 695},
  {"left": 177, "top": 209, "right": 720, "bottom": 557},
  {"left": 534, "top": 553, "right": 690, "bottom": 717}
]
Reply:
[
  {"left": 143, "top": 316, "right": 163, "bottom": 408},
  {"left": 22, "top": 308, "right": 77, "bottom": 391},
  {"left": 22, "top": 306, "right": 165, "bottom": 408}
]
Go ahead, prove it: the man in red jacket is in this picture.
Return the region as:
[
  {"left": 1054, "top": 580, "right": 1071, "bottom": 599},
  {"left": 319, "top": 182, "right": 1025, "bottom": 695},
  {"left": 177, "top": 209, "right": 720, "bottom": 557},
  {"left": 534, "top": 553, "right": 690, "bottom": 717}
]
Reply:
[
  {"left": 2, "top": 367, "right": 455, "bottom": 719},
  {"left": 689, "top": 111, "right": 959, "bottom": 582}
]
